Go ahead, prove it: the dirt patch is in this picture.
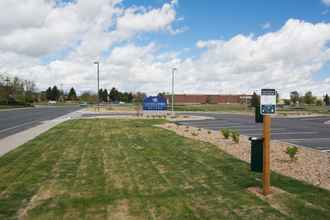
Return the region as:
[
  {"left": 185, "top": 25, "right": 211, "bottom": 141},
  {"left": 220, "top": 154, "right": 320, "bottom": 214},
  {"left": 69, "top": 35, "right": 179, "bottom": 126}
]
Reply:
[
  {"left": 247, "top": 186, "right": 325, "bottom": 218},
  {"left": 18, "top": 184, "right": 60, "bottom": 220},
  {"left": 247, "top": 186, "right": 293, "bottom": 217},
  {"left": 107, "top": 199, "right": 143, "bottom": 220},
  {"left": 158, "top": 123, "right": 330, "bottom": 191}
]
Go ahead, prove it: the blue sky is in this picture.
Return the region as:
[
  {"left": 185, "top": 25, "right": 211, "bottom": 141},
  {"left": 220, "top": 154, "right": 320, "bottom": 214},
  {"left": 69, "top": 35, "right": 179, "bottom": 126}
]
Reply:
[{"left": 122, "top": 0, "right": 330, "bottom": 50}]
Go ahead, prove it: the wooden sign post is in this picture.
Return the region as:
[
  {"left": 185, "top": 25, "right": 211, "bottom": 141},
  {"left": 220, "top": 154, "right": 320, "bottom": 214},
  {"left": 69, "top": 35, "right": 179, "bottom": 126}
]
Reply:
[
  {"left": 262, "top": 115, "right": 271, "bottom": 195},
  {"left": 260, "top": 88, "right": 276, "bottom": 196}
]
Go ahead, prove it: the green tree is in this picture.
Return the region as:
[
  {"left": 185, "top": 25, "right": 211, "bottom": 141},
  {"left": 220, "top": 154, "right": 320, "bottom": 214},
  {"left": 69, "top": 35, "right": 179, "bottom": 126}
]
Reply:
[
  {"left": 67, "top": 87, "right": 77, "bottom": 100},
  {"left": 316, "top": 99, "right": 323, "bottom": 106},
  {"left": 303, "top": 91, "right": 315, "bottom": 105},
  {"left": 128, "top": 92, "right": 133, "bottom": 103},
  {"left": 46, "top": 87, "right": 52, "bottom": 101},
  {"left": 109, "top": 87, "right": 120, "bottom": 102},
  {"left": 103, "top": 89, "right": 108, "bottom": 102},
  {"left": 290, "top": 91, "right": 299, "bottom": 105},
  {"left": 157, "top": 92, "right": 166, "bottom": 98},
  {"left": 98, "top": 89, "right": 103, "bottom": 102},
  {"left": 250, "top": 92, "right": 260, "bottom": 108},
  {"left": 324, "top": 94, "right": 330, "bottom": 106},
  {"left": 51, "top": 86, "right": 60, "bottom": 101}
]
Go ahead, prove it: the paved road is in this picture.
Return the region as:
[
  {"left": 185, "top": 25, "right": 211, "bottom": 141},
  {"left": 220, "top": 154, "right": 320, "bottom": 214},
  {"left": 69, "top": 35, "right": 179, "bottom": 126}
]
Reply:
[
  {"left": 0, "top": 106, "right": 81, "bottom": 139},
  {"left": 177, "top": 112, "right": 330, "bottom": 152}
]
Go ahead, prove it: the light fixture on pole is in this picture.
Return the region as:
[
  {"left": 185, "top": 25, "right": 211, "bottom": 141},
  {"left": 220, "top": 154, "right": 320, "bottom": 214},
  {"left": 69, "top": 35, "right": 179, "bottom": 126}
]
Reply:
[
  {"left": 94, "top": 61, "right": 100, "bottom": 111},
  {"left": 171, "top": 68, "right": 177, "bottom": 115}
]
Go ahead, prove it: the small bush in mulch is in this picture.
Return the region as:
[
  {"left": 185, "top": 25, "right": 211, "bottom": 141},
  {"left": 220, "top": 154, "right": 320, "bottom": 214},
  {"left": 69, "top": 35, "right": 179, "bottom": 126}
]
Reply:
[
  {"left": 198, "top": 128, "right": 202, "bottom": 132},
  {"left": 285, "top": 146, "right": 298, "bottom": 161},
  {"left": 207, "top": 130, "right": 212, "bottom": 134},
  {"left": 231, "top": 130, "right": 240, "bottom": 143},
  {"left": 221, "top": 128, "right": 231, "bottom": 139},
  {"left": 191, "top": 132, "right": 198, "bottom": 136}
]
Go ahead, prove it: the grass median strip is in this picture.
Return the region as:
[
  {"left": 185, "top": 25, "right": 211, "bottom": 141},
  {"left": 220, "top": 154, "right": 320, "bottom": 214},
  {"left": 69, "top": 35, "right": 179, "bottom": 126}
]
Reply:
[{"left": 0, "top": 119, "right": 329, "bottom": 219}]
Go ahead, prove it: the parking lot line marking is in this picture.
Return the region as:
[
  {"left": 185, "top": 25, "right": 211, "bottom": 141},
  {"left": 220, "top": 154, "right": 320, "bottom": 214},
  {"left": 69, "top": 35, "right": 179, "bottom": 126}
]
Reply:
[
  {"left": 239, "top": 128, "right": 285, "bottom": 131},
  {"left": 214, "top": 125, "right": 261, "bottom": 128},
  {"left": 278, "top": 137, "right": 330, "bottom": 141},
  {"left": 243, "top": 131, "right": 318, "bottom": 136},
  {"left": 299, "top": 117, "right": 329, "bottom": 121},
  {"left": 186, "top": 123, "right": 243, "bottom": 127},
  {"left": 0, "top": 120, "right": 38, "bottom": 134}
]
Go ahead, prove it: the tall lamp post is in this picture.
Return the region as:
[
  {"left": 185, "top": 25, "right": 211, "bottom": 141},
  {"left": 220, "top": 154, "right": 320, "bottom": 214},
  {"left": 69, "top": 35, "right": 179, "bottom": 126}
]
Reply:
[
  {"left": 171, "top": 68, "right": 177, "bottom": 115},
  {"left": 94, "top": 61, "right": 100, "bottom": 111}
]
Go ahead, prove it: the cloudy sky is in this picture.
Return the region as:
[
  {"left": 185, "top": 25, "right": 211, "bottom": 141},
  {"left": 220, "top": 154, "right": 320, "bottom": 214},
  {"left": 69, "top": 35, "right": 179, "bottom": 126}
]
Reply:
[{"left": 2, "top": 0, "right": 330, "bottom": 97}]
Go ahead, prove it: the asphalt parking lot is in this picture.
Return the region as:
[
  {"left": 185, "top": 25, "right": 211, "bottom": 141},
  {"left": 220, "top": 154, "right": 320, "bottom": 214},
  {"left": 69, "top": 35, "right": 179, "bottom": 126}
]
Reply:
[{"left": 177, "top": 112, "right": 330, "bottom": 152}]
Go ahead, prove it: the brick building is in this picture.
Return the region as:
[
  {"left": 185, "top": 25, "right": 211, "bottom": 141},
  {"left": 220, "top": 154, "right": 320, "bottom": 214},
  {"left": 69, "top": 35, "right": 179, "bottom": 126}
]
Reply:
[{"left": 166, "top": 94, "right": 252, "bottom": 104}]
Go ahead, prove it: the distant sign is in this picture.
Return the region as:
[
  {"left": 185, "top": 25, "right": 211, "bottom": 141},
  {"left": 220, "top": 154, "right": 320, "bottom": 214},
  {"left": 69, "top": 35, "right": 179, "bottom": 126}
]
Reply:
[
  {"left": 143, "top": 96, "right": 167, "bottom": 111},
  {"left": 261, "top": 89, "right": 276, "bottom": 115}
]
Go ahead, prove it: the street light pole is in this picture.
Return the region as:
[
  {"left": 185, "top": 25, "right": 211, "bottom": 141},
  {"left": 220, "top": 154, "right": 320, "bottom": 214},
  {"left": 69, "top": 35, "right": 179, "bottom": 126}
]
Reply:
[
  {"left": 94, "top": 61, "right": 100, "bottom": 111},
  {"left": 5, "top": 78, "right": 10, "bottom": 105},
  {"left": 171, "top": 68, "right": 177, "bottom": 115}
]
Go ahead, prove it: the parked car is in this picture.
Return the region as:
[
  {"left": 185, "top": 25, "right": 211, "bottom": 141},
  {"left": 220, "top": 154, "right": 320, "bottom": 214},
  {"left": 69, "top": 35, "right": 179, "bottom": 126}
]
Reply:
[
  {"left": 80, "top": 101, "right": 88, "bottom": 107},
  {"left": 48, "top": 100, "right": 57, "bottom": 105}
]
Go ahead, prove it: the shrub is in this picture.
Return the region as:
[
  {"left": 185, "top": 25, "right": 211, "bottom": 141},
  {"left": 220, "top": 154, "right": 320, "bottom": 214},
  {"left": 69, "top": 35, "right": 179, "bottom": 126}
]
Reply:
[
  {"left": 191, "top": 132, "right": 198, "bottom": 136},
  {"left": 221, "top": 128, "right": 231, "bottom": 139},
  {"left": 316, "top": 99, "right": 323, "bottom": 106},
  {"left": 285, "top": 146, "right": 298, "bottom": 161},
  {"left": 231, "top": 130, "right": 240, "bottom": 143},
  {"left": 198, "top": 128, "right": 202, "bottom": 132},
  {"left": 207, "top": 130, "right": 212, "bottom": 134}
]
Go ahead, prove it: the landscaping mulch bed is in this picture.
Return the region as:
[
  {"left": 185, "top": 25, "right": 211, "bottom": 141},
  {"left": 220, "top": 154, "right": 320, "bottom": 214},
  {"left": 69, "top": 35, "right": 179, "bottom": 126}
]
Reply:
[{"left": 158, "top": 123, "right": 330, "bottom": 191}]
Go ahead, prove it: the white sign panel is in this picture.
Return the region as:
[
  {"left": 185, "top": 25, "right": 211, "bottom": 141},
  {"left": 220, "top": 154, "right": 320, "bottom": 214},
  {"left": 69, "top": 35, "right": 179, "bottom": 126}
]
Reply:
[{"left": 261, "top": 89, "right": 276, "bottom": 115}]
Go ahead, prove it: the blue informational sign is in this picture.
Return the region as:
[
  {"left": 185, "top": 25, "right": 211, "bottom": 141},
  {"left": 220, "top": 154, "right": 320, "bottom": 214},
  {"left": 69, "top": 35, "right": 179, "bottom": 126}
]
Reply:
[{"left": 143, "top": 96, "right": 168, "bottom": 111}]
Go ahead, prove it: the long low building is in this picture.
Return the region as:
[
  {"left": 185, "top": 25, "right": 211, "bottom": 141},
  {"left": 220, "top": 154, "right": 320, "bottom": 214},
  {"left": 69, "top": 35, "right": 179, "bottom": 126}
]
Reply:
[{"left": 166, "top": 94, "right": 252, "bottom": 104}]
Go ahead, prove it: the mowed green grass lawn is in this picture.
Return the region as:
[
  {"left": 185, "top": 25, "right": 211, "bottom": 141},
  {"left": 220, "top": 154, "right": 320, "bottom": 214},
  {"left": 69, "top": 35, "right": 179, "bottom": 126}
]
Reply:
[{"left": 0, "top": 119, "right": 329, "bottom": 219}]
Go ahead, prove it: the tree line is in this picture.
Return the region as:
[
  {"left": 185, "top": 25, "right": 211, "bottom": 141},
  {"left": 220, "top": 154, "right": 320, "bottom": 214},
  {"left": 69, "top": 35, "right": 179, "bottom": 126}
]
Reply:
[
  {"left": 0, "top": 74, "right": 37, "bottom": 106},
  {"left": 98, "top": 87, "right": 134, "bottom": 103},
  {"left": 289, "top": 91, "right": 329, "bottom": 106},
  {"left": 42, "top": 86, "right": 77, "bottom": 101},
  {"left": 250, "top": 90, "right": 330, "bottom": 108}
]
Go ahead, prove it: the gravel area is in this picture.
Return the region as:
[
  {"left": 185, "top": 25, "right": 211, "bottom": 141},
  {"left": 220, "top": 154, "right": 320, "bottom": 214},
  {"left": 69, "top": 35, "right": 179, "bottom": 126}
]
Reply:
[{"left": 158, "top": 123, "right": 330, "bottom": 191}]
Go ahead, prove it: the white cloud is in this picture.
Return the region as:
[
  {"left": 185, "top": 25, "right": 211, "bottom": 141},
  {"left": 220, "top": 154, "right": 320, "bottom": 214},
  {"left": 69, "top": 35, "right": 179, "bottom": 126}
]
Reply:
[
  {"left": 116, "top": 1, "right": 176, "bottom": 34},
  {"left": 322, "top": 0, "right": 330, "bottom": 6},
  {"left": 1, "top": 1, "right": 330, "bottom": 98},
  {"left": 261, "top": 22, "right": 271, "bottom": 29},
  {"left": 177, "top": 19, "right": 330, "bottom": 96}
]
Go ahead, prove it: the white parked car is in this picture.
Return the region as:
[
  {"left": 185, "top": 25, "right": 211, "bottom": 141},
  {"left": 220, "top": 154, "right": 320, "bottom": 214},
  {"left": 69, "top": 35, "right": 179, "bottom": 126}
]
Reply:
[{"left": 48, "top": 100, "right": 57, "bottom": 104}]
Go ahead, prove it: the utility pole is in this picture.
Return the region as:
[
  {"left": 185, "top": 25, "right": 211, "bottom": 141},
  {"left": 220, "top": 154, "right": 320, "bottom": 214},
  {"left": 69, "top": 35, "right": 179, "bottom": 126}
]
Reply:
[
  {"left": 94, "top": 61, "right": 100, "bottom": 111},
  {"left": 171, "top": 68, "right": 177, "bottom": 115}
]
